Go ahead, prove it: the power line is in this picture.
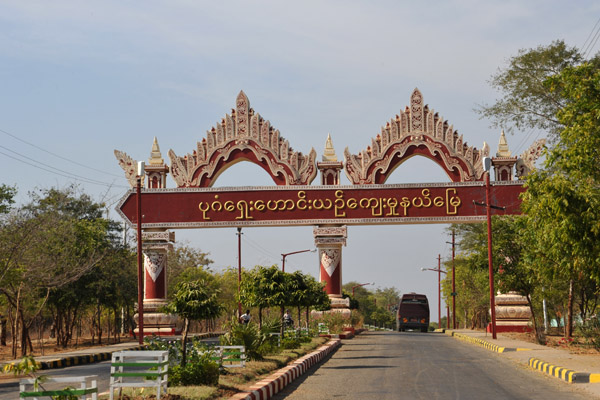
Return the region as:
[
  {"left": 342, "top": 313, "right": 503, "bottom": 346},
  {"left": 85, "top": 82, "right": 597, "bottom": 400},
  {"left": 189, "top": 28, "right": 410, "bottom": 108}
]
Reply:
[
  {"left": 0, "top": 146, "right": 128, "bottom": 189},
  {"left": 0, "top": 127, "right": 123, "bottom": 178},
  {"left": 241, "top": 235, "right": 279, "bottom": 264},
  {"left": 582, "top": 16, "right": 600, "bottom": 58}
]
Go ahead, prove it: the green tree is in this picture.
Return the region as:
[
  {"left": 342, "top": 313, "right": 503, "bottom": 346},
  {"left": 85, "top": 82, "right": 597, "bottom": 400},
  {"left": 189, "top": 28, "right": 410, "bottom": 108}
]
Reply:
[
  {"left": 521, "top": 61, "right": 600, "bottom": 338},
  {"left": 477, "top": 40, "right": 599, "bottom": 139},
  {"left": 0, "top": 188, "right": 112, "bottom": 357},
  {"left": 303, "top": 275, "right": 330, "bottom": 327},
  {"left": 163, "top": 280, "right": 222, "bottom": 365},
  {"left": 343, "top": 281, "right": 375, "bottom": 324},
  {"left": 288, "top": 271, "right": 330, "bottom": 328},
  {"left": 238, "top": 266, "right": 294, "bottom": 335},
  {"left": 0, "top": 184, "right": 16, "bottom": 214},
  {"left": 443, "top": 223, "right": 501, "bottom": 330},
  {"left": 214, "top": 267, "right": 241, "bottom": 321},
  {"left": 373, "top": 287, "right": 401, "bottom": 314},
  {"left": 167, "top": 245, "right": 213, "bottom": 296}
]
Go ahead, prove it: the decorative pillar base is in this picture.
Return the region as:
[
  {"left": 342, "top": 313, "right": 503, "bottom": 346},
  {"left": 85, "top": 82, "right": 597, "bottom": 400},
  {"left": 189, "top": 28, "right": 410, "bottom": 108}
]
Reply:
[
  {"left": 137, "top": 230, "right": 180, "bottom": 336},
  {"left": 488, "top": 291, "right": 532, "bottom": 333},
  {"left": 133, "top": 312, "right": 180, "bottom": 336}
]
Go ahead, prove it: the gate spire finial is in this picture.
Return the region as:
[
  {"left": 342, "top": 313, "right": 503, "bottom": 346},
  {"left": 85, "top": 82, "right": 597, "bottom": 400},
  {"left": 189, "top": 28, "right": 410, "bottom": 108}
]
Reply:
[{"left": 323, "top": 133, "right": 338, "bottom": 162}]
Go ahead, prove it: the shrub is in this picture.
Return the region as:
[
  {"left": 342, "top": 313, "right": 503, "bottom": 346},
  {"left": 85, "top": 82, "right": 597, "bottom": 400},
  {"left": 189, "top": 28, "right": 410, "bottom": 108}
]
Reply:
[
  {"left": 169, "top": 352, "right": 220, "bottom": 386},
  {"left": 221, "top": 318, "right": 268, "bottom": 360},
  {"left": 317, "top": 311, "right": 347, "bottom": 334},
  {"left": 578, "top": 314, "right": 600, "bottom": 351},
  {"left": 145, "top": 336, "right": 183, "bottom": 365},
  {"left": 281, "top": 337, "right": 301, "bottom": 349}
]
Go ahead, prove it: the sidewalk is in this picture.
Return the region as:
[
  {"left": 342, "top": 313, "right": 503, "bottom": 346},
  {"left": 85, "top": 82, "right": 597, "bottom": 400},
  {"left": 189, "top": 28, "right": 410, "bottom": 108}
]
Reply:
[{"left": 445, "top": 329, "right": 600, "bottom": 398}]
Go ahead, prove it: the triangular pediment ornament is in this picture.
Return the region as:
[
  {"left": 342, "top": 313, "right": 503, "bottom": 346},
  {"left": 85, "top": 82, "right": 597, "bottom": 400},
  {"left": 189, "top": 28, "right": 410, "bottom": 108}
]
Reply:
[
  {"left": 321, "top": 249, "right": 341, "bottom": 277},
  {"left": 144, "top": 251, "right": 166, "bottom": 282},
  {"left": 344, "top": 88, "right": 489, "bottom": 184},
  {"left": 168, "top": 91, "right": 317, "bottom": 187}
]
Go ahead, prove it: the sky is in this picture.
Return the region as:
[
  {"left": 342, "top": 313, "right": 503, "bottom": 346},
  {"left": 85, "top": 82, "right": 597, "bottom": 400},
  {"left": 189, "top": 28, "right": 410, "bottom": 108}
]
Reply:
[{"left": 1, "top": 1, "right": 599, "bottom": 322}]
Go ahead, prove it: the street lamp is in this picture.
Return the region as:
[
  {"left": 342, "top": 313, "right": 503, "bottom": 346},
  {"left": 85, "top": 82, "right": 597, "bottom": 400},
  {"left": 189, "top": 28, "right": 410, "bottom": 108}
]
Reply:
[
  {"left": 281, "top": 249, "right": 316, "bottom": 272},
  {"left": 422, "top": 254, "right": 446, "bottom": 328},
  {"left": 136, "top": 161, "right": 145, "bottom": 345},
  {"left": 352, "top": 282, "right": 373, "bottom": 297}
]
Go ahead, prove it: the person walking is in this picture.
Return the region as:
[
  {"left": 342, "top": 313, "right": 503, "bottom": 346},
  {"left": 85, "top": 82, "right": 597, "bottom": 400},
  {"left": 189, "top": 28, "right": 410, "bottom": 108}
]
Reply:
[
  {"left": 240, "top": 310, "right": 251, "bottom": 324},
  {"left": 283, "top": 309, "right": 294, "bottom": 328}
]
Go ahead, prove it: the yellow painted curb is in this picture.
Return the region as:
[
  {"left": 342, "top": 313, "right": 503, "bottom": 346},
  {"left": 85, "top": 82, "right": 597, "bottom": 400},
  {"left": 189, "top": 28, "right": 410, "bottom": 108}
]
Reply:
[{"left": 450, "top": 331, "right": 506, "bottom": 353}]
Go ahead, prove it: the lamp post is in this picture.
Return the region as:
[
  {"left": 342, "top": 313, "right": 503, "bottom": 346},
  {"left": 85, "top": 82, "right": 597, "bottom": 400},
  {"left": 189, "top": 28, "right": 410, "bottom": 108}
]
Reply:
[
  {"left": 422, "top": 254, "right": 445, "bottom": 328},
  {"left": 281, "top": 249, "right": 316, "bottom": 272},
  {"left": 136, "top": 161, "right": 145, "bottom": 345},
  {"left": 352, "top": 282, "right": 373, "bottom": 297},
  {"left": 237, "top": 227, "right": 243, "bottom": 319}
]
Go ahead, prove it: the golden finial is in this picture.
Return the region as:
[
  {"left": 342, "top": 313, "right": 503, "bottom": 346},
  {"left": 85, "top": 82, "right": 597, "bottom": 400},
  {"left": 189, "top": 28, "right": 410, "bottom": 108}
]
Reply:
[
  {"left": 323, "top": 134, "right": 338, "bottom": 162},
  {"left": 496, "top": 130, "right": 512, "bottom": 157},
  {"left": 149, "top": 137, "right": 164, "bottom": 165}
]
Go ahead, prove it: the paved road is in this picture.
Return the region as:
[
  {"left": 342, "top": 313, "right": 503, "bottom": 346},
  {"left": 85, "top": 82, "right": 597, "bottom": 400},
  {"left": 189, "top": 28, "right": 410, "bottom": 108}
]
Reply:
[{"left": 272, "top": 331, "right": 593, "bottom": 400}]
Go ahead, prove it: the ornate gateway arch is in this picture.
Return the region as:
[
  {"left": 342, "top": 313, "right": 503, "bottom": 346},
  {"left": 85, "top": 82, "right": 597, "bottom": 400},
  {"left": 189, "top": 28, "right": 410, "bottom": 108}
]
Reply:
[
  {"left": 115, "top": 90, "right": 542, "bottom": 335},
  {"left": 344, "top": 88, "right": 489, "bottom": 184},
  {"left": 167, "top": 91, "right": 317, "bottom": 187}
]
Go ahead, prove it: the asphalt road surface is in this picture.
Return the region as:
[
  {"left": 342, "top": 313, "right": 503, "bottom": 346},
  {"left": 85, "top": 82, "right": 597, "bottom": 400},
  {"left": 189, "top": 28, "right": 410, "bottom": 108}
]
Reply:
[
  {"left": 1, "top": 332, "right": 592, "bottom": 400},
  {"left": 272, "top": 331, "right": 592, "bottom": 400}
]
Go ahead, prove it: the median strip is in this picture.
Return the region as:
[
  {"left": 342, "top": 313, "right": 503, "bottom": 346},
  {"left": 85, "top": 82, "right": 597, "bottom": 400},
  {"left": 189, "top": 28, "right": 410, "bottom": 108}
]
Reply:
[{"left": 228, "top": 339, "right": 341, "bottom": 400}]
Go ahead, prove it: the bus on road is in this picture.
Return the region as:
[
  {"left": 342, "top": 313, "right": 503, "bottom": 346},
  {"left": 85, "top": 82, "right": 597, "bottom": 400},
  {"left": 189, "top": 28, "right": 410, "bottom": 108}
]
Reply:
[{"left": 397, "top": 293, "right": 430, "bottom": 332}]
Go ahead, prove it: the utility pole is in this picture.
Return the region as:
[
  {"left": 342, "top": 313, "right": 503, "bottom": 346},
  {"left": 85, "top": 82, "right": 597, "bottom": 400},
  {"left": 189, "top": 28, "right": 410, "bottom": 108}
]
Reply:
[
  {"left": 437, "top": 254, "right": 441, "bottom": 328},
  {"left": 237, "top": 227, "right": 243, "bottom": 319},
  {"left": 446, "top": 230, "right": 456, "bottom": 329},
  {"left": 473, "top": 166, "right": 505, "bottom": 340}
]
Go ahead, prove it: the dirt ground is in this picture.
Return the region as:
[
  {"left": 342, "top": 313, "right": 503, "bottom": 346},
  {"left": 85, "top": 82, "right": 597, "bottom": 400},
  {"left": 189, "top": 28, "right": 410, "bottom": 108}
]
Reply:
[{"left": 501, "top": 331, "right": 600, "bottom": 355}]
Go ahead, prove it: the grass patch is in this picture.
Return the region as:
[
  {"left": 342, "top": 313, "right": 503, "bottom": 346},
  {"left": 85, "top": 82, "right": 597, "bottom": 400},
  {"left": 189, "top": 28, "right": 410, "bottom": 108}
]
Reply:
[
  {"left": 98, "top": 337, "right": 329, "bottom": 399},
  {"left": 171, "top": 336, "right": 328, "bottom": 400}
]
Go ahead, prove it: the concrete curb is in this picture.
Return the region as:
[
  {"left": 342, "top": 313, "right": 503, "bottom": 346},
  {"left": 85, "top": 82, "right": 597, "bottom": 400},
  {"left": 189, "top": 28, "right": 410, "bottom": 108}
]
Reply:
[
  {"left": 446, "top": 331, "right": 507, "bottom": 353},
  {"left": 446, "top": 330, "right": 599, "bottom": 385},
  {"left": 37, "top": 345, "right": 147, "bottom": 370},
  {"left": 228, "top": 339, "right": 341, "bottom": 400},
  {"left": 528, "top": 358, "right": 594, "bottom": 384}
]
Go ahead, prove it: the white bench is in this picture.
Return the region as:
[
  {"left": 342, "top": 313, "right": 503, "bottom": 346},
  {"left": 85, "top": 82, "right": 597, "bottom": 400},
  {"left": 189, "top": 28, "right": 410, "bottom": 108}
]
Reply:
[
  {"left": 109, "top": 350, "right": 168, "bottom": 400},
  {"left": 209, "top": 346, "right": 246, "bottom": 368},
  {"left": 20, "top": 375, "right": 98, "bottom": 399}
]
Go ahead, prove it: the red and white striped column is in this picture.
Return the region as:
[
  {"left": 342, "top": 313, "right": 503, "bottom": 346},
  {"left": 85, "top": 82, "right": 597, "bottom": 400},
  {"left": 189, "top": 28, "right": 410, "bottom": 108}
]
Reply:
[{"left": 314, "top": 226, "right": 349, "bottom": 310}]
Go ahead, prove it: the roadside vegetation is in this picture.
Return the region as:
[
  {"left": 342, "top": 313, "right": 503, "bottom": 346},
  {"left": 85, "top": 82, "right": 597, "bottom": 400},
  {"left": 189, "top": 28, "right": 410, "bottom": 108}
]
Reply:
[{"left": 444, "top": 40, "right": 600, "bottom": 348}]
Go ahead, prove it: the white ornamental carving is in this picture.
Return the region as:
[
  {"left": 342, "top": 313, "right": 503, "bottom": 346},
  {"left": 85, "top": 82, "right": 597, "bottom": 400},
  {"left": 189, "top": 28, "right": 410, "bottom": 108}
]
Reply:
[
  {"left": 320, "top": 249, "right": 340, "bottom": 277},
  {"left": 344, "top": 88, "right": 489, "bottom": 184},
  {"left": 168, "top": 91, "right": 317, "bottom": 187},
  {"left": 144, "top": 252, "right": 166, "bottom": 282}
]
